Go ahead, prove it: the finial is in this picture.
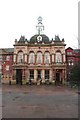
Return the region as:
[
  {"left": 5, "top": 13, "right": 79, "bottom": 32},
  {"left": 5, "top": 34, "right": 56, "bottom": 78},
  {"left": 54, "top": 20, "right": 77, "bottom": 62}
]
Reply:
[{"left": 38, "top": 16, "right": 43, "bottom": 24}]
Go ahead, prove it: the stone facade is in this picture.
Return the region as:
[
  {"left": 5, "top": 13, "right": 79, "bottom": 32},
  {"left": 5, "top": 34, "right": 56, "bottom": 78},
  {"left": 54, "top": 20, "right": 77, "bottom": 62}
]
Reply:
[
  {"left": 12, "top": 37, "right": 66, "bottom": 84},
  {"left": 12, "top": 18, "right": 66, "bottom": 85}
]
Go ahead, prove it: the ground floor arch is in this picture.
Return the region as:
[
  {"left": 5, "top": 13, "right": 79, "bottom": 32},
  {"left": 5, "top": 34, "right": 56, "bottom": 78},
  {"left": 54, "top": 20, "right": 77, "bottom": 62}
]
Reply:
[{"left": 16, "top": 69, "right": 22, "bottom": 84}]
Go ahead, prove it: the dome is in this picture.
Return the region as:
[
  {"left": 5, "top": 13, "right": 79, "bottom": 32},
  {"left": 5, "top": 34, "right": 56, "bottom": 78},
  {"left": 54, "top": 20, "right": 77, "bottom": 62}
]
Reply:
[{"left": 30, "top": 34, "right": 49, "bottom": 44}]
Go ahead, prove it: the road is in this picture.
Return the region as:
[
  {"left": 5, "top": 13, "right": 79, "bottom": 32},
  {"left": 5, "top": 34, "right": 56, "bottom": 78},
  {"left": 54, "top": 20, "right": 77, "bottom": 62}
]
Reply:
[{"left": 2, "top": 84, "right": 78, "bottom": 118}]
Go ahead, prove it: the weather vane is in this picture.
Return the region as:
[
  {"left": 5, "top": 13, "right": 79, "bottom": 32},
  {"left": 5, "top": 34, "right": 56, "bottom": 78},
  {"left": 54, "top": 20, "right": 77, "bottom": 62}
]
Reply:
[{"left": 36, "top": 16, "right": 44, "bottom": 35}]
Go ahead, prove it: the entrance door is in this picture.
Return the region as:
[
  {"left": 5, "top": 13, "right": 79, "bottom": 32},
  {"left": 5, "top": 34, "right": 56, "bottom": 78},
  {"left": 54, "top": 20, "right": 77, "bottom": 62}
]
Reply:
[
  {"left": 37, "top": 70, "right": 41, "bottom": 79},
  {"left": 16, "top": 69, "right": 22, "bottom": 84},
  {"left": 56, "top": 73, "right": 60, "bottom": 85}
]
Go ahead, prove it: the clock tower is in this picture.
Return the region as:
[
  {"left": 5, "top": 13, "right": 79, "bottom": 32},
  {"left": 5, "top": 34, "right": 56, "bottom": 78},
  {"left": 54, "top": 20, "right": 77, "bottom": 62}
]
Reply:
[
  {"left": 36, "top": 16, "right": 44, "bottom": 35},
  {"left": 36, "top": 16, "right": 44, "bottom": 42}
]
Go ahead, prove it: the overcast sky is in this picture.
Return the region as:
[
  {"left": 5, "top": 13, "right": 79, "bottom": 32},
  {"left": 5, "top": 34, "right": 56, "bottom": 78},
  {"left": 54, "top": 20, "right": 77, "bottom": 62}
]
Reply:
[{"left": 0, "top": 0, "right": 79, "bottom": 49}]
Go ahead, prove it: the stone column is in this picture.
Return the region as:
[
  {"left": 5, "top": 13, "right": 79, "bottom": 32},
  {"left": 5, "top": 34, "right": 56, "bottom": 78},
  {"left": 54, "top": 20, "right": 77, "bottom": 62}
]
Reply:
[
  {"left": 50, "top": 69, "right": 52, "bottom": 82},
  {"left": 25, "top": 69, "right": 27, "bottom": 80},
  {"left": 42, "top": 69, "right": 45, "bottom": 83},
  {"left": 34, "top": 69, "right": 37, "bottom": 83},
  {"left": 35, "top": 55, "right": 37, "bottom": 65},
  {"left": 63, "top": 54, "right": 66, "bottom": 63},
  {"left": 50, "top": 54, "right": 52, "bottom": 64},
  {"left": 27, "top": 54, "right": 29, "bottom": 64}
]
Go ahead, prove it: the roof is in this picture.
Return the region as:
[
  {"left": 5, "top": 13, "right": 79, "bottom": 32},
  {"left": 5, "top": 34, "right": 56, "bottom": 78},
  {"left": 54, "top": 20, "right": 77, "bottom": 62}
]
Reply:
[
  {"left": 65, "top": 47, "right": 73, "bottom": 51},
  {"left": 29, "top": 34, "right": 50, "bottom": 44},
  {"left": 74, "top": 49, "right": 80, "bottom": 53},
  {"left": 18, "top": 36, "right": 27, "bottom": 43},
  {"left": 0, "top": 48, "right": 14, "bottom": 54},
  {"left": 4, "top": 48, "right": 14, "bottom": 53},
  {"left": 54, "top": 35, "right": 60, "bottom": 41}
]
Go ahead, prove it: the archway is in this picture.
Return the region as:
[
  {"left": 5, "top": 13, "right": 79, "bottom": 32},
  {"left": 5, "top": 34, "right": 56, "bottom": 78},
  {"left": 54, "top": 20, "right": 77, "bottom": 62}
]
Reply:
[
  {"left": 16, "top": 69, "right": 22, "bottom": 84},
  {"left": 55, "top": 72, "right": 60, "bottom": 85}
]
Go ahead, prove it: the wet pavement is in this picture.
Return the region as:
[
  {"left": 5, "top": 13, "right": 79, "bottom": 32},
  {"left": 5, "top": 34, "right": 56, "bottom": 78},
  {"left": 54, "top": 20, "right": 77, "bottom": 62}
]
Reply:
[{"left": 2, "top": 84, "right": 78, "bottom": 118}]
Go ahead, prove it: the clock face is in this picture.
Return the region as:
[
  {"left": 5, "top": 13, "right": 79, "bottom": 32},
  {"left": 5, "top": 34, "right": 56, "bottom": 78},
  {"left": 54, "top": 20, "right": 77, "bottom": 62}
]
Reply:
[{"left": 37, "top": 35, "right": 42, "bottom": 42}]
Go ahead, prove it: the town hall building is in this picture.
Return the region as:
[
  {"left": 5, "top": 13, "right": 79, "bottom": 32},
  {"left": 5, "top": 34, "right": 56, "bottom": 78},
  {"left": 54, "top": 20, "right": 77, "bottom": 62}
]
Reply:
[{"left": 12, "top": 17, "right": 66, "bottom": 84}]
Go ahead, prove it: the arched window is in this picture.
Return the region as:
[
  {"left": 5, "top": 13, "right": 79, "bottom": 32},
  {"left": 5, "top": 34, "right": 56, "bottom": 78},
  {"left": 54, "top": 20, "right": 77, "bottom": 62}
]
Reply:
[
  {"left": 44, "top": 52, "right": 50, "bottom": 64},
  {"left": 13, "top": 54, "right": 16, "bottom": 62},
  {"left": 29, "top": 52, "right": 35, "bottom": 64},
  {"left": 17, "top": 51, "right": 23, "bottom": 63},
  {"left": 37, "top": 52, "right": 42, "bottom": 64},
  {"left": 56, "top": 52, "right": 62, "bottom": 63}
]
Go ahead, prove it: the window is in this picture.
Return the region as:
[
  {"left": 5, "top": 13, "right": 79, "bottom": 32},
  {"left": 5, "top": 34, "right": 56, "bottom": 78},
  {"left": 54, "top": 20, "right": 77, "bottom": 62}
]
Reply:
[
  {"left": 29, "top": 52, "right": 35, "bottom": 64},
  {"left": 30, "top": 70, "right": 34, "bottom": 79},
  {"left": 13, "top": 55, "right": 16, "bottom": 62},
  {"left": 17, "top": 52, "right": 23, "bottom": 63},
  {"left": 56, "top": 52, "right": 62, "bottom": 63},
  {"left": 45, "top": 70, "right": 49, "bottom": 79},
  {"left": 37, "top": 52, "right": 42, "bottom": 64},
  {"left": 0, "top": 55, "right": 2, "bottom": 61},
  {"left": 68, "top": 60, "right": 74, "bottom": 66},
  {"left": 6, "top": 56, "right": 10, "bottom": 61},
  {"left": 44, "top": 52, "right": 50, "bottom": 64},
  {"left": 67, "top": 52, "right": 72, "bottom": 55},
  {"left": 6, "top": 65, "right": 9, "bottom": 71}
]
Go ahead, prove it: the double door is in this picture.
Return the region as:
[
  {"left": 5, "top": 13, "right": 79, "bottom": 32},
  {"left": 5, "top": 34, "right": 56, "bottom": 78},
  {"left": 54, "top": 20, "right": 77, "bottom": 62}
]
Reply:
[{"left": 16, "top": 69, "right": 22, "bottom": 84}]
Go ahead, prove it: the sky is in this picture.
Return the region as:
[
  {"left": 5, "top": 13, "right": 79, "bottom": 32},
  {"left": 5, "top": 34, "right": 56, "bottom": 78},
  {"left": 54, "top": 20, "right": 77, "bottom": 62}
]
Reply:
[{"left": 0, "top": 0, "right": 79, "bottom": 49}]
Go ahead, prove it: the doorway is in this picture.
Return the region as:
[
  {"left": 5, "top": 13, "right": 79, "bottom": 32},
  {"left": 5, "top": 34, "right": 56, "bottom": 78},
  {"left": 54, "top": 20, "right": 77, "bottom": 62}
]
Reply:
[
  {"left": 45, "top": 70, "right": 49, "bottom": 79},
  {"left": 30, "top": 70, "right": 34, "bottom": 80},
  {"left": 56, "top": 72, "right": 60, "bottom": 85},
  {"left": 16, "top": 69, "right": 22, "bottom": 84},
  {"left": 37, "top": 70, "right": 41, "bottom": 79}
]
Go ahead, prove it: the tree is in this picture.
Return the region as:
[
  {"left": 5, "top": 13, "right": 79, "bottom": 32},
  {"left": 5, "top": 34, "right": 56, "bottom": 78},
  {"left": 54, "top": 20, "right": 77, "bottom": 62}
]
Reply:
[{"left": 69, "top": 64, "right": 80, "bottom": 86}]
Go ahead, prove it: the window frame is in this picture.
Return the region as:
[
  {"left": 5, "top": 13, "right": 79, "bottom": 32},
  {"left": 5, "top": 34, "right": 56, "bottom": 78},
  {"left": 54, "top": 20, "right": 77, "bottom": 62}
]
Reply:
[
  {"left": 17, "top": 51, "right": 23, "bottom": 63},
  {"left": 44, "top": 52, "right": 50, "bottom": 64}
]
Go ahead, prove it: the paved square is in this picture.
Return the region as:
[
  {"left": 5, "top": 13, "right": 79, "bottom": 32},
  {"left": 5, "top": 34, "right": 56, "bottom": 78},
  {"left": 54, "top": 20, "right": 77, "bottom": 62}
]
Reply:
[{"left": 2, "top": 84, "right": 78, "bottom": 118}]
